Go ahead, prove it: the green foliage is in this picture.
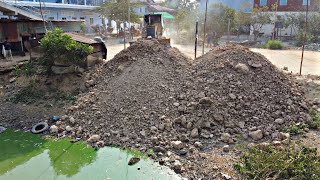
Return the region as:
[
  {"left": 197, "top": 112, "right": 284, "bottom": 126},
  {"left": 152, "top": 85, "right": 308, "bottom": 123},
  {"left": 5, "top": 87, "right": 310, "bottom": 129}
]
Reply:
[
  {"left": 284, "top": 111, "right": 320, "bottom": 134},
  {"left": 234, "top": 144, "right": 320, "bottom": 179},
  {"left": 96, "top": 0, "right": 141, "bottom": 25},
  {"left": 265, "top": 40, "right": 285, "bottom": 50},
  {"left": 40, "top": 28, "right": 93, "bottom": 73},
  {"left": 11, "top": 84, "right": 76, "bottom": 104},
  {"left": 11, "top": 84, "right": 45, "bottom": 104},
  {"left": 307, "top": 110, "right": 320, "bottom": 129},
  {"left": 206, "top": 3, "right": 236, "bottom": 36},
  {"left": 15, "top": 62, "right": 37, "bottom": 77},
  {"left": 80, "top": 22, "right": 86, "bottom": 34}
]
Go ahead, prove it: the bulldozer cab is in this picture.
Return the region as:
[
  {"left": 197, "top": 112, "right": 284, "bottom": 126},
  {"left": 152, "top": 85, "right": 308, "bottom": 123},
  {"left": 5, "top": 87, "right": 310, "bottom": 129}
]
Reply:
[{"left": 143, "top": 14, "right": 164, "bottom": 38}]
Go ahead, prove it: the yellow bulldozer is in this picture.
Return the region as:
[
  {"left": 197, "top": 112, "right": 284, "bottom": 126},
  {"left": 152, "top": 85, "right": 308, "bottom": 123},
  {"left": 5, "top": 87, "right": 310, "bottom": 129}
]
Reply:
[{"left": 132, "top": 14, "right": 171, "bottom": 47}]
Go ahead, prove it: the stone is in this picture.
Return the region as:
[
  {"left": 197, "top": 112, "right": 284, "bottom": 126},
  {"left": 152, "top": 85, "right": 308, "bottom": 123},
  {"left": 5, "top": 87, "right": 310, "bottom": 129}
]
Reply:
[
  {"left": 0, "top": 126, "right": 7, "bottom": 134},
  {"left": 128, "top": 157, "right": 140, "bottom": 166},
  {"left": 65, "top": 126, "right": 73, "bottom": 132},
  {"left": 194, "top": 142, "right": 203, "bottom": 148},
  {"left": 9, "top": 77, "right": 16, "bottom": 83},
  {"left": 69, "top": 116, "right": 75, "bottom": 124},
  {"left": 173, "top": 160, "right": 182, "bottom": 173},
  {"left": 221, "top": 172, "right": 232, "bottom": 180},
  {"left": 158, "top": 124, "right": 165, "bottom": 131},
  {"left": 279, "top": 132, "right": 290, "bottom": 140},
  {"left": 52, "top": 65, "right": 75, "bottom": 74},
  {"left": 221, "top": 133, "right": 232, "bottom": 143},
  {"left": 154, "top": 146, "right": 167, "bottom": 153},
  {"left": 187, "top": 122, "right": 193, "bottom": 129},
  {"left": 173, "top": 102, "right": 180, "bottom": 107},
  {"left": 50, "top": 125, "right": 58, "bottom": 134},
  {"left": 222, "top": 145, "right": 230, "bottom": 152},
  {"left": 177, "top": 149, "right": 188, "bottom": 156},
  {"left": 87, "top": 134, "right": 100, "bottom": 142},
  {"left": 238, "top": 121, "right": 245, "bottom": 129},
  {"left": 172, "top": 141, "right": 184, "bottom": 150},
  {"left": 235, "top": 63, "right": 249, "bottom": 73},
  {"left": 275, "top": 118, "right": 284, "bottom": 124},
  {"left": 150, "top": 126, "right": 157, "bottom": 132},
  {"left": 229, "top": 93, "right": 237, "bottom": 100},
  {"left": 272, "top": 141, "right": 282, "bottom": 146},
  {"left": 190, "top": 128, "right": 199, "bottom": 138},
  {"left": 248, "top": 61, "right": 262, "bottom": 68},
  {"left": 199, "top": 97, "right": 213, "bottom": 104},
  {"left": 249, "top": 130, "right": 263, "bottom": 141},
  {"left": 140, "top": 130, "right": 146, "bottom": 137}
]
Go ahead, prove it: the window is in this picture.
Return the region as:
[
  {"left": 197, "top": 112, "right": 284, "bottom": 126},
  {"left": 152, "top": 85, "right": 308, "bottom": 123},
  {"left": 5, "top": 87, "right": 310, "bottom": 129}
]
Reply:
[
  {"left": 48, "top": 17, "right": 54, "bottom": 20},
  {"left": 62, "top": 17, "right": 67, "bottom": 20},
  {"left": 72, "top": 17, "right": 77, "bottom": 20},
  {"left": 280, "top": 0, "right": 287, "bottom": 5},
  {"left": 260, "top": 0, "right": 267, "bottom": 6},
  {"left": 80, "top": 17, "right": 85, "bottom": 20},
  {"left": 303, "top": 0, "right": 310, "bottom": 5},
  {"left": 89, "top": 18, "right": 94, "bottom": 25}
]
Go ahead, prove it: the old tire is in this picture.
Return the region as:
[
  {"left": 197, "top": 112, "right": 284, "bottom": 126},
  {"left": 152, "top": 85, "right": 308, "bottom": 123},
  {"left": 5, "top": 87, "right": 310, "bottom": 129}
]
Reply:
[{"left": 31, "top": 122, "right": 49, "bottom": 134}]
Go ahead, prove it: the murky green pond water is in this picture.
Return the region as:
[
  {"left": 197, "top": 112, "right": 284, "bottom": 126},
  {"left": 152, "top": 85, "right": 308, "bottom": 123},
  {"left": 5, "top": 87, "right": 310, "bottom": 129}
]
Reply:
[{"left": 0, "top": 129, "right": 181, "bottom": 180}]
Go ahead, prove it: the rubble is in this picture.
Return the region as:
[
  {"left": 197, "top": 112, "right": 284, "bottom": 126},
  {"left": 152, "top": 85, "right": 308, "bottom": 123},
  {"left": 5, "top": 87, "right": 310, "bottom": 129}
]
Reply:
[{"left": 62, "top": 42, "right": 310, "bottom": 178}]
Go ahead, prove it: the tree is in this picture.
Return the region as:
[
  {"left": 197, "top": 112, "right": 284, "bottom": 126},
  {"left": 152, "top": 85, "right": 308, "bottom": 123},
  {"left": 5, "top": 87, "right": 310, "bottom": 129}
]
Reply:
[
  {"left": 164, "top": 0, "right": 197, "bottom": 11},
  {"left": 249, "top": 5, "right": 272, "bottom": 41},
  {"left": 206, "top": 3, "right": 236, "bottom": 37},
  {"left": 40, "top": 28, "right": 93, "bottom": 73},
  {"left": 96, "top": 0, "right": 141, "bottom": 31}
]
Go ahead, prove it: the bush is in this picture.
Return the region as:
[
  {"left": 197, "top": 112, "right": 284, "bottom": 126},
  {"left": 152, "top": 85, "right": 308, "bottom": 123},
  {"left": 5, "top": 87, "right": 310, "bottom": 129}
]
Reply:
[
  {"left": 40, "top": 28, "right": 93, "bottom": 73},
  {"left": 265, "top": 40, "right": 284, "bottom": 50},
  {"left": 15, "top": 62, "right": 37, "bottom": 77},
  {"left": 234, "top": 144, "right": 320, "bottom": 179}
]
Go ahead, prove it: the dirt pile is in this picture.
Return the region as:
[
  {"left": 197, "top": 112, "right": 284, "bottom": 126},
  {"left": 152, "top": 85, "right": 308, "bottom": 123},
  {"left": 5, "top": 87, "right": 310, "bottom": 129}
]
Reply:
[{"left": 60, "top": 43, "right": 311, "bottom": 178}]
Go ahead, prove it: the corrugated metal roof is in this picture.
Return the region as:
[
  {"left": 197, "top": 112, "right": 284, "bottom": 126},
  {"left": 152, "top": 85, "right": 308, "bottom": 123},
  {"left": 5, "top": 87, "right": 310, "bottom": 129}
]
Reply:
[{"left": 64, "top": 33, "right": 98, "bottom": 45}]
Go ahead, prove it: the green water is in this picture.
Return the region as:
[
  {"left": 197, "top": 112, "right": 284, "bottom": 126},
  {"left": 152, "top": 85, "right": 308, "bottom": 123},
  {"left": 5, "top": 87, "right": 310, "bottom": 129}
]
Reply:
[{"left": 0, "top": 129, "right": 181, "bottom": 180}]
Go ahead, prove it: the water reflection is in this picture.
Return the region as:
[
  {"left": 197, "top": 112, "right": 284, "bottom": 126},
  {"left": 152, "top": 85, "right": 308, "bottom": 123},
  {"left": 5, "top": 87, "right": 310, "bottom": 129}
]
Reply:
[{"left": 0, "top": 130, "right": 181, "bottom": 180}]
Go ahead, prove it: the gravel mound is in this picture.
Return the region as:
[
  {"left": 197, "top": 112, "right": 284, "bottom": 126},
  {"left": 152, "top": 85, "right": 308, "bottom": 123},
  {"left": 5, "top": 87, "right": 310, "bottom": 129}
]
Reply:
[{"left": 61, "top": 43, "right": 311, "bottom": 178}]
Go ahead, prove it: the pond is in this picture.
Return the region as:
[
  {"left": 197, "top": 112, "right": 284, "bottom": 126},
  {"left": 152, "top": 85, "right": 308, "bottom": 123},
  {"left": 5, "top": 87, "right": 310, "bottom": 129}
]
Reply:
[{"left": 0, "top": 129, "right": 181, "bottom": 180}]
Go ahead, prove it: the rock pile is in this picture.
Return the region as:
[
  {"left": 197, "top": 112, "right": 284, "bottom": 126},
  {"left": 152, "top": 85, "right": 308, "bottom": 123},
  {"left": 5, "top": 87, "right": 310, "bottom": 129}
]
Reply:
[{"left": 60, "top": 42, "right": 310, "bottom": 178}]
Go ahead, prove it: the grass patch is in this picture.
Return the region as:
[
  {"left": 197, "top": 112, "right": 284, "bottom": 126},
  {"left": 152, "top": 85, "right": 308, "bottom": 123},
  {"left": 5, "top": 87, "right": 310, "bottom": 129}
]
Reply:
[
  {"left": 15, "top": 62, "right": 37, "bottom": 77},
  {"left": 11, "top": 84, "right": 45, "bottom": 104},
  {"left": 283, "top": 110, "right": 320, "bottom": 135},
  {"left": 265, "top": 40, "right": 285, "bottom": 50},
  {"left": 234, "top": 143, "right": 320, "bottom": 179}
]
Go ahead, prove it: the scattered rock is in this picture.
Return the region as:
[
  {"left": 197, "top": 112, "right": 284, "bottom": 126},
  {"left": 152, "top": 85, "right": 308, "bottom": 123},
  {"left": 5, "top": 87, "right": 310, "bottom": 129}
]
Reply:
[
  {"left": 172, "top": 141, "right": 184, "bottom": 150},
  {"left": 9, "top": 77, "right": 16, "bottom": 83},
  {"left": 128, "top": 157, "right": 140, "bottom": 166},
  {"left": 190, "top": 128, "right": 199, "bottom": 138},
  {"left": 194, "top": 142, "right": 203, "bottom": 148},
  {"left": 199, "top": 97, "right": 213, "bottom": 104},
  {"left": 275, "top": 118, "right": 284, "bottom": 124},
  {"left": 249, "top": 130, "right": 263, "bottom": 141},
  {"left": 235, "top": 63, "right": 249, "bottom": 73},
  {"left": 279, "top": 132, "right": 290, "bottom": 140},
  {"left": 87, "top": 134, "right": 100, "bottom": 143},
  {"left": 65, "top": 126, "right": 73, "bottom": 132},
  {"left": 49, "top": 125, "right": 58, "bottom": 134},
  {"left": 222, "top": 145, "right": 230, "bottom": 152}
]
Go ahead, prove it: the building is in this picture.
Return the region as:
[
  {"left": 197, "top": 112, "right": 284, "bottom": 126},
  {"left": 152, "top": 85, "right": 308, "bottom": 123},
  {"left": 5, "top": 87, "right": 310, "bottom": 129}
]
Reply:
[
  {"left": 199, "top": 0, "right": 254, "bottom": 12},
  {"left": 254, "top": 0, "right": 319, "bottom": 11},
  {"left": 0, "top": 0, "right": 104, "bottom": 33},
  {"left": 252, "top": 0, "right": 320, "bottom": 38}
]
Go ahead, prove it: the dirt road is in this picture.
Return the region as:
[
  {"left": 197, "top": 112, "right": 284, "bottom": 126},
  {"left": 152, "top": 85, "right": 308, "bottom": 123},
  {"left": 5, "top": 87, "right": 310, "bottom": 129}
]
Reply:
[{"left": 251, "top": 48, "right": 320, "bottom": 76}]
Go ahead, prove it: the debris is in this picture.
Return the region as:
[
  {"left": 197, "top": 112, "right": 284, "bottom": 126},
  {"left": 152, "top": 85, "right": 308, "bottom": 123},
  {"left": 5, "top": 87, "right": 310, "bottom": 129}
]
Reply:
[
  {"left": 53, "top": 116, "right": 60, "bottom": 121},
  {"left": 128, "top": 157, "right": 140, "bottom": 166},
  {"left": 49, "top": 125, "right": 58, "bottom": 134},
  {"left": 31, "top": 122, "right": 49, "bottom": 134}
]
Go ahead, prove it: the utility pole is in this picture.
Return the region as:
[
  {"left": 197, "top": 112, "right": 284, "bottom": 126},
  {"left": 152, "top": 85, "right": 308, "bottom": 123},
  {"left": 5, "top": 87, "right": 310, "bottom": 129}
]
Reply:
[
  {"left": 300, "top": 0, "right": 309, "bottom": 75},
  {"left": 195, "top": 21, "right": 199, "bottom": 60},
  {"left": 128, "top": 0, "right": 131, "bottom": 42},
  {"left": 202, "top": 0, "right": 208, "bottom": 55},
  {"left": 272, "top": 0, "right": 279, "bottom": 40}
]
